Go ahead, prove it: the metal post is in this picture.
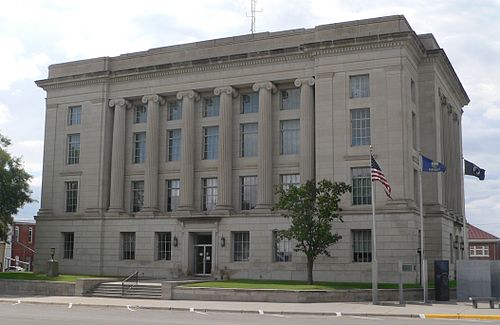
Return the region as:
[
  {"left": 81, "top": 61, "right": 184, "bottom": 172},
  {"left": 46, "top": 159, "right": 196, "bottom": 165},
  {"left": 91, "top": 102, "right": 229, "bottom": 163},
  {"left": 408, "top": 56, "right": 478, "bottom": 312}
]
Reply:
[
  {"left": 398, "top": 261, "right": 404, "bottom": 305},
  {"left": 370, "top": 147, "right": 378, "bottom": 305},
  {"left": 419, "top": 152, "right": 428, "bottom": 303}
]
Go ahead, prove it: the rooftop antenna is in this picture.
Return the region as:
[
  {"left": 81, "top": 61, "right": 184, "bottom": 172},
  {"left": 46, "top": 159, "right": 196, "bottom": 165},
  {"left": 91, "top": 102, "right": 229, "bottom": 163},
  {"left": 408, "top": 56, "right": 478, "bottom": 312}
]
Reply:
[{"left": 247, "top": 0, "right": 263, "bottom": 34}]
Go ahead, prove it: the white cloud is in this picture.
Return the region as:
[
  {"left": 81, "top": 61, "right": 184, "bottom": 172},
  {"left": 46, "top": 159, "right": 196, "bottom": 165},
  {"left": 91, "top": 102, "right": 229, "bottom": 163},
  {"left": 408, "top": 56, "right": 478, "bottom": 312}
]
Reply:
[{"left": 0, "top": 103, "right": 11, "bottom": 124}]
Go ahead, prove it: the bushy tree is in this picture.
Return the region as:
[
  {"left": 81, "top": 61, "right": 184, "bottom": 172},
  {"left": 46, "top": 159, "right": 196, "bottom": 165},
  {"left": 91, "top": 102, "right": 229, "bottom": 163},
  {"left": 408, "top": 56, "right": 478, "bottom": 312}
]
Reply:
[
  {"left": 0, "top": 133, "right": 33, "bottom": 239},
  {"left": 273, "top": 179, "right": 351, "bottom": 284}
]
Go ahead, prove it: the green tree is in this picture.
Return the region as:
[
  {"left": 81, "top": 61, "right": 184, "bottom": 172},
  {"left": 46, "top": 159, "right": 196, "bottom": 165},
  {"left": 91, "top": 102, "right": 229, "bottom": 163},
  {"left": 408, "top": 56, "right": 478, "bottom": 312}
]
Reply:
[
  {"left": 273, "top": 179, "right": 351, "bottom": 284},
  {"left": 0, "top": 133, "right": 33, "bottom": 240}
]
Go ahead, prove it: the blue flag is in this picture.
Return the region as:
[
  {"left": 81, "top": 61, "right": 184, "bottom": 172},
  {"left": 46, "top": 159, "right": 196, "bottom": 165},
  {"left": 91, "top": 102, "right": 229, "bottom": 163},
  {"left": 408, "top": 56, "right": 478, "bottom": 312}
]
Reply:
[{"left": 422, "top": 155, "right": 446, "bottom": 172}]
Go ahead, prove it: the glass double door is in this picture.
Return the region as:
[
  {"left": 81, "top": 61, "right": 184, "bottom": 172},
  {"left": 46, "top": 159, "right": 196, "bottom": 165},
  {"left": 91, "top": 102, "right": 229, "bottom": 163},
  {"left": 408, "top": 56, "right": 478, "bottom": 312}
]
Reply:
[{"left": 194, "top": 233, "right": 212, "bottom": 276}]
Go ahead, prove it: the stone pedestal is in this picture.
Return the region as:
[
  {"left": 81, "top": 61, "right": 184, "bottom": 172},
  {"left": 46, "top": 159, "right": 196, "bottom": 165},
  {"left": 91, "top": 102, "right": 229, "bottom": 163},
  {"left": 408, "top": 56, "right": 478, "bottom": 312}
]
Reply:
[{"left": 47, "top": 260, "right": 59, "bottom": 277}]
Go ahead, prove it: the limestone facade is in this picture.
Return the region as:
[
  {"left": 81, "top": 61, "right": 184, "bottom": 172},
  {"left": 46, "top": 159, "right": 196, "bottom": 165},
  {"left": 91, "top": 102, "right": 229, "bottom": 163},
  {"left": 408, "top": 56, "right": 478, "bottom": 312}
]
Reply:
[{"left": 34, "top": 15, "right": 469, "bottom": 282}]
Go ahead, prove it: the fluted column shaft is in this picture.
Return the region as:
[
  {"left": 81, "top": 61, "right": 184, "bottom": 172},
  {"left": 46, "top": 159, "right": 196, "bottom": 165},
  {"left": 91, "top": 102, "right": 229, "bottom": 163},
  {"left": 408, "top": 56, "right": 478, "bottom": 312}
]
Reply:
[
  {"left": 295, "top": 78, "right": 316, "bottom": 183},
  {"left": 142, "top": 94, "right": 164, "bottom": 212},
  {"left": 108, "top": 99, "right": 130, "bottom": 213},
  {"left": 253, "top": 82, "right": 277, "bottom": 209},
  {"left": 177, "top": 90, "right": 199, "bottom": 211},
  {"left": 215, "top": 86, "right": 238, "bottom": 210}
]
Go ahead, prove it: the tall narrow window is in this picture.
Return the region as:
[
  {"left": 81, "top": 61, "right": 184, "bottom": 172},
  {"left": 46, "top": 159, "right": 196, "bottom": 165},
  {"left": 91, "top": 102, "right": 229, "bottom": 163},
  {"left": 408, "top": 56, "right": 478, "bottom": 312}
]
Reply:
[
  {"left": 350, "top": 75, "right": 370, "bottom": 98},
  {"left": 133, "top": 132, "right": 146, "bottom": 163},
  {"left": 240, "top": 123, "right": 258, "bottom": 157},
  {"left": 281, "top": 88, "right": 300, "bottom": 110},
  {"left": 14, "top": 226, "right": 19, "bottom": 241},
  {"left": 167, "top": 100, "right": 182, "bottom": 121},
  {"left": 232, "top": 231, "right": 249, "bottom": 262},
  {"left": 241, "top": 92, "right": 259, "bottom": 114},
  {"left": 65, "top": 181, "right": 78, "bottom": 212},
  {"left": 281, "top": 174, "right": 300, "bottom": 191},
  {"left": 202, "top": 96, "right": 220, "bottom": 117},
  {"left": 351, "top": 108, "right": 370, "bottom": 146},
  {"left": 121, "top": 232, "right": 135, "bottom": 260},
  {"left": 352, "top": 167, "right": 371, "bottom": 205},
  {"left": 131, "top": 181, "right": 144, "bottom": 212},
  {"left": 240, "top": 176, "right": 257, "bottom": 210},
  {"left": 167, "top": 129, "right": 181, "bottom": 161},
  {"left": 280, "top": 119, "right": 299, "bottom": 155},
  {"left": 202, "top": 178, "right": 218, "bottom": 211},
  {"left": 67, "top": 134, "right": 80, "bottom": 165},
  {"left": 134, "top": 105, "right": 147, "bottom": 123},
  {"left": 28, "top": 227, "right": 33, "bottom": 243},
  {"left": 62, "top": 232, "right": 74, "bottom": 259},
  {"left": 353, "top": 230, "right": 371, "bottom": 262},
  {"left": 68, "top": 106, "right": 81, "bottom": 125},
  {"left": 411, "top": 79, "right": 416, "bottom": 103},
  {"left": 166, "top": 179, "right": 180, "bottom": 212},
  {"left": 202, "top": 126, "right": 218, "bottom": 160},
  {"left": 412, "top": 112, "right": 417, "bottom": 150},
  {"left": 156, "top": 232, "right": 172, "bottom": 260},
  {"left": 273, "top": 231, "right": 292, "bottom": 262}
]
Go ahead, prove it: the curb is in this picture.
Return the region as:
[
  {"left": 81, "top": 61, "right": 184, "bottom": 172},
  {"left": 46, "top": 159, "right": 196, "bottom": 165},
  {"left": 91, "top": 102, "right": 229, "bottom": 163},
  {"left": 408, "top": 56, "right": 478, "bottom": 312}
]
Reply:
[{"left": 424, "top": 314, "right": 500, "bottom": 320}]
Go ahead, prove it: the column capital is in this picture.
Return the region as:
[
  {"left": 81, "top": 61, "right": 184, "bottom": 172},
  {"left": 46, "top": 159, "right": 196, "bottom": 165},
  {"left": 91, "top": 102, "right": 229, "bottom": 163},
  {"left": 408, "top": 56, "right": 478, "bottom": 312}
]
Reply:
[
  {"left": 141, "top": 94, "right": 165, "bottom": 105},
  {"left": 294, "top": 77, "right": 315, "bottom": 87},
  {"left": 109, "top": 98, "right": 131, "bottom": 109},
  {"left": 252, "top": 81, "right": 277, "bottom": 93},
  {"left": 176, "top": 90, "right": 200, "bottom": 101},
  {"left": 214, "top": 86, "right": 239, "bottom": 98}
]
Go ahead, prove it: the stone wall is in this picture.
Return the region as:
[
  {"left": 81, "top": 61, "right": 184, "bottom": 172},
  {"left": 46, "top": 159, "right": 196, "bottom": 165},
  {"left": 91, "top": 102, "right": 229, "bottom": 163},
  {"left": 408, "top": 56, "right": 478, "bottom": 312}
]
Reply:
[{"left": 0, "top": 280, "right": 75, "bottom": 296}]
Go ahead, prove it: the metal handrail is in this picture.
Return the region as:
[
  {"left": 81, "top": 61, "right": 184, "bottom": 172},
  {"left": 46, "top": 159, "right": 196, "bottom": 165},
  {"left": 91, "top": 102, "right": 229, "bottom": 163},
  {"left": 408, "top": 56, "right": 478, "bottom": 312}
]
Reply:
[{"left": 121, "top": 271, "right": 139, "bottom": 296}]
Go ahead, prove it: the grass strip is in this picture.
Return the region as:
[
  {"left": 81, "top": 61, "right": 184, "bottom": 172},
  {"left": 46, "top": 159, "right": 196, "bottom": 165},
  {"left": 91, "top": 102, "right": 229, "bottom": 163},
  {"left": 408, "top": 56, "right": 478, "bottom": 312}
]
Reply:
[{"left": 0, "top": 272, "right": 101, "bottom": 282}]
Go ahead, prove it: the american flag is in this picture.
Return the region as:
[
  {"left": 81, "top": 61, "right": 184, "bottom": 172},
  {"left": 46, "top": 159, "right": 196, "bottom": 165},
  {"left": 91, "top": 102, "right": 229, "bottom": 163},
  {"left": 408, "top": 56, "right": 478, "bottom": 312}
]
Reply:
[{"left": 371, "top": 155, "right": 392, "bottom": 199}]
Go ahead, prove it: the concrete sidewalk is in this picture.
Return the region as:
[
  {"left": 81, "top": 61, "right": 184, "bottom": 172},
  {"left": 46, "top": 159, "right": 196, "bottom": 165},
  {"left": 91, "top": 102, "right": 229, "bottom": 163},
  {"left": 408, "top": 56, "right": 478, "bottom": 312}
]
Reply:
[{"left": 1, "top": 296, "right": 500, "bottom": 320}]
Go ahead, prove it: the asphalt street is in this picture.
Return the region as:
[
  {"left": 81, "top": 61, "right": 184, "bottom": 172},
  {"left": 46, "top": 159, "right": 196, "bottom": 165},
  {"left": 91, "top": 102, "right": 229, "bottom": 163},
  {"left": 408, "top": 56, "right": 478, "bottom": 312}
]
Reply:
[{"left": 0, "top": 302, "right": 496, "bottom": 325}]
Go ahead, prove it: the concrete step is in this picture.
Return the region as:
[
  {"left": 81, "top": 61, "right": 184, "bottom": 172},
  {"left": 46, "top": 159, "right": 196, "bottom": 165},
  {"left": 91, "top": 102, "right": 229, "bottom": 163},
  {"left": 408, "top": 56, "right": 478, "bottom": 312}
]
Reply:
[{"left": 89, "top": 282, "right": 162, "bottom": 300}]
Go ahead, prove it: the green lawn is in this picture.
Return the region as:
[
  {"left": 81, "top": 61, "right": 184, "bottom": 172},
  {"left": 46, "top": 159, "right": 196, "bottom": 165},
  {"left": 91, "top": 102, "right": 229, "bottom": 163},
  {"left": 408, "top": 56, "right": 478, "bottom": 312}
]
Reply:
[
  {"left": 184, "top": 279, "right": 430, "bottom": 290},
  {"left": 0, "top": 272, "right": 101, "bottom": 282}
]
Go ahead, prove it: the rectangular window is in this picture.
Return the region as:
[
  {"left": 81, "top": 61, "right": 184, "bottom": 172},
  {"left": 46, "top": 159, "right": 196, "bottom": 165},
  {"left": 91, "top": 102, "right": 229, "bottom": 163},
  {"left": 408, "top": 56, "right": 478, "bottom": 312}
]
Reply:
[
  {"left": 166, "top": 179, "right": 180, "bottom": 212},
  {"left": 202, "top": 178, "right": 218, "bottom": 211},
  {"left": 14, "top": 226, "right": 19, "bottom": 241},
  {"left": 273, "top": 231, "right": 292, "bottom": 262},
  {"left": 353, "top": 230, "right": 371, "bottom": 262},
  {"left": 133, "top": 132, "right": 146, "bottom": 163},
  {"left": 167, "top": 100, "right": 182, "bottom": 121},
  {"left": 412, "top": 112, "right": 417, "bottom": 150},
  {"left": 241, "top": 92, "right": 259, "bottom": 114},
  {"left": 67, "top": 134, "right": 80, "bottom": 165},
  {"left": 121, "top": 232, "right": 135, "bottom": 260},
  {"left": 134, "top": 105, "right": 147, "bottom": 123},
  {"left": 131, "top": 181, "right": 144, "bottom": 212},
  {"left": 281, "top": 174, "right": 300, "bottom": 191},
  {"left": 350, "top": 75, "right": 370, "bottom": 98},
  {"left": 156, "top": 232, "right": 172, "bottom": 260},
  {"left": 240, "top": 123, "right": 258, "bottom": 157},
  {"left": 281, "top": 88, "right": 300, "bottom": 110},
  {"left": 167, "top": 129, "right": 181, "bottom": 161},
  {"left": 68, "top": 106, "right": 81, "bottom": 125},
  {"left": 233, "top": 231, "right": 249, "bottom": 262},
  {"left": 411, "top": 79, "right": 416, "bottom": 103},
  {"left": 28, "top": 227, "right": 33, "bottom": 243},
  {"left": 470, "top": 245, "right": 489, "bottom": 257},
  {"left": 241, "top": 176, "right": 257, "bottom": 210},
  {"left": 280, "top": 119, "right": 300, "bottom": 155},
  {"left": 351, "top": 108, "right": 370, "bottom": 146},
  {"left": 63, "top": 232, "right": 74, "bottom": 259},
  {"left": 352, "top": 167, "right": 371, "bottom": 205},
  {"left": 202, "top": 126, "right": 219, "bottom": 160},
  {"left": 65, "top": 181, "right": 78, "bottom": 212},
  {"left": 202, "top": 96, "right": 220, "bottom": 117}
]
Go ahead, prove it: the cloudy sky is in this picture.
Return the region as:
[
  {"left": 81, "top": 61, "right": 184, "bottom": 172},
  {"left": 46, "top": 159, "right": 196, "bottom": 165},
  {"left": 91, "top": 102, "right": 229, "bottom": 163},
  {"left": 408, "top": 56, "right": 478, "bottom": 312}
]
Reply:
[{"left": 1, "top": 0, "right": 499, "bottom": 235}]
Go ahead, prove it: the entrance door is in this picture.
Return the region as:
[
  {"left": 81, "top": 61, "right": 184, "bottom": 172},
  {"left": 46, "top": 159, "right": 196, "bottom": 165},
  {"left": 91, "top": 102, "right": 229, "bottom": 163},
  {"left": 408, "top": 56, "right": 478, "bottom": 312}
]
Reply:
[
  {"left": 193, "top": 233, "right": 212, "bottom": 275},
  {"left": 194, "top": 245, "right": 212, "bottom": 275}
]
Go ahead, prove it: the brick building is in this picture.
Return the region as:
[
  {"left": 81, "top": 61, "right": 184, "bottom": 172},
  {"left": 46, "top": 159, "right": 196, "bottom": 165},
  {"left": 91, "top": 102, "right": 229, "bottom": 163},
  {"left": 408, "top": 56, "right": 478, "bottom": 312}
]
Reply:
[{"left": 468, "top": 223, "right": 500, "bottom": 260}]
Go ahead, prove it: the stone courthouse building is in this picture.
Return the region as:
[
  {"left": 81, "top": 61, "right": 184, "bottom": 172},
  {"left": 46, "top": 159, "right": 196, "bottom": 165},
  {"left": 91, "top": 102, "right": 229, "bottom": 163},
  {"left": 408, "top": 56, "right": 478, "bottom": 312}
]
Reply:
[{"left": 34, "top": 15, "right": 469, "bottom": 283}]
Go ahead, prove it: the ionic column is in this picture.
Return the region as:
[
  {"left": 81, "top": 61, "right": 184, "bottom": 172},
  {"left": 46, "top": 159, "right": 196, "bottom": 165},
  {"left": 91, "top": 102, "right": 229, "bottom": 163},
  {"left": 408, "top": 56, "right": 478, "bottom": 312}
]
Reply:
[
  {"left": 253, "top": 81, "right": 277, "bottom": 209},
  {"left": 142, "top": 94, "right": 165, "bottom": 213},
  {"left": 108, "top": 98, "right": 131, "bottom": 213},
  {"left": 215, "top": 86, "right": 238, "bottom": 211},
  {"left": 295, "top": 77, "right": 316, "bottom": 183},
  {"left": 177, "top": 90, "right": 199, "bottom": 211}
]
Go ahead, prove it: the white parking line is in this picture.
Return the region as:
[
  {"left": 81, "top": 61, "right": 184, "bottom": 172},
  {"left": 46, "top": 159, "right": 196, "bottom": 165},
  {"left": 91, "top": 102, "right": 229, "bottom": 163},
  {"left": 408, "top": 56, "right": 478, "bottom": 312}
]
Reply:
[
  {"left": 12, "top": 300, "right": 21, "bottom": 305},
  {"left": 126, "top": 305, "right": 137, "bottom": 312},
  {"left": 68, "top": 303, "right": 73, "bottom": 309},
  {"left": 258, "top": 309, "right": 264, "bottom": 315}
]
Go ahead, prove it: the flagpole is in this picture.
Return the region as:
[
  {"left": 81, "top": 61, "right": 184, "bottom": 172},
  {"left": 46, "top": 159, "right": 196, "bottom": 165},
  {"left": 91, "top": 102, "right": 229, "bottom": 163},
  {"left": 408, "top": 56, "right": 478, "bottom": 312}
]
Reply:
[
  {"left": 461, "top": 155, "right": 468, "bottom": 260},
  {"left": 370, "top": 146, "right": 378, "bottom": 305},
  {"left": 419, "top": 151, "right": 428, "bottom": 303}
]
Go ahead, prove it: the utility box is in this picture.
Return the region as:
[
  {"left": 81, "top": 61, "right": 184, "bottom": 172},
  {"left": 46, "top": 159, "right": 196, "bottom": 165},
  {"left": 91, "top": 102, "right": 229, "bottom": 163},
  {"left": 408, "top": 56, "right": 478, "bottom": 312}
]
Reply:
[{"left": 434, "top": 260, "right": 450, "bottom": 301}]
